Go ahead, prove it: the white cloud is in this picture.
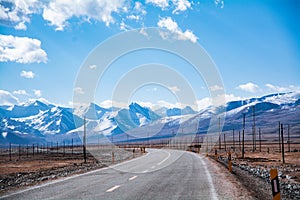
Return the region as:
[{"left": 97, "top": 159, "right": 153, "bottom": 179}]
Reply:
[
  {"left": 127, "top": 15, "right": 140, "bottom": 21},
  {"left": 74, "top": 87, "right": 84, "bottom": 94},
  {"left": 139, "top": 28, "right": 149, "bottom": 37},
  {"left": 195, "top": 97, "right": 211, "bottom": 111},
  {"left": 0, "top": 34, "right": 47, "bottom": 64},
  {"left": 157, "top": 100, "right": 182, "bottom": 109},
  {"left": 157, "top": 17, "right": 198, "bottom": 43},
  {"left": 236, "top": 82, "right": 260, "bottom": 93},
  {"left": 89, "top": 64, "right": 97, "bottom": 70},
  {"left": 42, "top": 0, "right": 125, "bottom": 30},
  {"left": 33, "top": 89, "right": 42, "bottom": 97},
  {"left": 195, "top": 94, "right": 241, "bottom": 111},
  {"left": 134, "top": 2, "right": 147, "bottom": 15},
  {"left": 99, "top": 100, "right": 127, "bottom": 108},
  {"left": 214, "top": 0, "right": 224, "bottom": 9},
  {"left": 209, "top": 85, "right": 223, "bottom": 92},
  {"left": 146, "top": 0, "right": 169, "bottom": 9},
  {"left": 168, "top": 86, "right": 180, "bottom": 93},
  {"left": 120, "top": 21, "right": 129, "bottom": 31},
  {"left": 13, "top": 89, "right": 28, "bottom": 95},
  {"left": 265, "top": 84, "right": 300, "bottom": 93},
  {"left": 0, "top": 90, "right": 19, "bottom": 105},
  {"left": 20, "top": 70, "right": 35, "bottom": 79},
  {"left": 0, "top": 0, "right": 42, "bottom": 30},
  {"left": 172, "top": 0, "right": 191, "bottom": 13}
]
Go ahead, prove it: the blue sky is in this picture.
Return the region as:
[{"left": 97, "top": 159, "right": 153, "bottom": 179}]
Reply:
[{"left": 0, "top": 0, "right": 299, "bottom": 110}]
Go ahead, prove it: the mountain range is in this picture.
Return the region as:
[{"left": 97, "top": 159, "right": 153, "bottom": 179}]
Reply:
[{"left": 0, "top": 92, "right": 299, "bottom": 145}]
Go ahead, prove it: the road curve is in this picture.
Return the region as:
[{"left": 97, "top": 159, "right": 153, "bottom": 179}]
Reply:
[{"left": 2, "top": 149, "right": 220, "bottom": 200}]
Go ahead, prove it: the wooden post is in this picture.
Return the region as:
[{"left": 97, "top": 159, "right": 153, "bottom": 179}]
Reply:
[
  {"left": 287, "top": 124, "right": 290, "bottom": 152},
  {"left": 242, "top": 113, "right": 245, "bottom": 158},
  {"left": 281, "top": 124, "right": 285, "bottom": 164},
  {"left": 63, "top": 141, "right": 65, "bottom": 157},
  {"left": 259, "top": 128, "right": 262, "bottom": 152},
  {"left": 228, "top": 151, "right": 232, "bottom": 173},
  {"left": 18, "top": 144, "right": 21, "bottom": 160},
  {"left": 224, "top": 133, "right": 226, "bottom": 151},
  {"left": 218, "top": 117, "right": 221, "bottom": 150},
  {"left": 83, "top": 116, "right": 87, "bottom": 163},
  {"left": 239, "top": 131, "right": 241, "bottom": 151},
  {"left": 278, "top": 122, "right": 281, "bottom": 153},
  {"left": 9, "top": 143, "right": 12, "bottom": 161},
  {"left": 252, "top": 105, "right": 256, "bottom": 152},
  {"left": 71, "top": 138, "right": 74, "bottom": 155},
  {"left": 232, "top": 128, "right": 235, "bottom": 152}
]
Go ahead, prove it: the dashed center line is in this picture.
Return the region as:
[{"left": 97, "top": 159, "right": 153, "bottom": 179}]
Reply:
[
  {"left": 129, "top": 175, "right": 138, "bottom": 181},
  {"left": 106, "top": 185, "right": 121, "bottom": 192},
  {"left": 142, "top": 170, "right": 149, "bottom": 173}
]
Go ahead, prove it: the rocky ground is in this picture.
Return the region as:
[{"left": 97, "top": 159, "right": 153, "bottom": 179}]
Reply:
[
  {"left": 213, "top": 151, "right": 300, "bottom": 200},
  {"left": 0, "top": 146, "right": 142, "bottom": 195}
]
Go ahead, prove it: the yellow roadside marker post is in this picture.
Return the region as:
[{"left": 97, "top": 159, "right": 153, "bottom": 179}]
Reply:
[{"left": 270, "top": 169, "right": 281, "bottom": 200}]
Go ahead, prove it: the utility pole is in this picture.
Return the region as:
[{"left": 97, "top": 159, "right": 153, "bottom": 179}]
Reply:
[
  {"left": 242, "top": 113, "right": 245, "bottom": 158},
  {"left": 218, "top": 117, "right": 221, "bottom": 150},
  {"left": 71, "top": 138, "right": 73, "bottom": 155},
  {"left": 259, "top": 128, "right": 261, "bottom": 152},
  {"left": 83, "top": 116, "right": 87, "bottom": 163},
  {"left": 224, "top": 133, "right": 226, "bottom": 151},
  {"left": 239, "top": 130, "right": 241, "bottom": 151},
  {"left": 9, "top": 143, "right": 12, "bottom": 161},
  {"left": 232, "top": 128, "right": 235, "bottom": 152},
  {"left": 278, "top": 122, "right": 281, "bottom": 153},
  {"left": 252, "top": 106, "right": 256, "bottom": 152},
  {"left": 288, "top": 124, "right": 290, "bottom": 152},
  {"left": 281, "top": 124, "right": 285, "bottom": 164}
]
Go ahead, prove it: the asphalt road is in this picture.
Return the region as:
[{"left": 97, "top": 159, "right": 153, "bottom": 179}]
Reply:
[{"left": 2, "top": 149, "right": 219, "bottom": 200}]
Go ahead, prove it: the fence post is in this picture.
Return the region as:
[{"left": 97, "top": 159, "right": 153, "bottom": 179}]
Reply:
[{"left": 228, "top": 151, "right": 232, "bottom": 173}]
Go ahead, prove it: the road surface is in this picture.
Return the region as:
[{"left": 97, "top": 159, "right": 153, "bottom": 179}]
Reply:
[{"left": 2, "top": 149, "right": 228, "bottom": 200}]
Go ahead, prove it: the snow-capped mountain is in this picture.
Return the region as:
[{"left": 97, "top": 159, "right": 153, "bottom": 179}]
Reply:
[
  {"left": 0, "top": 92, "right": 299, "bottom": 144},
  {"left": 155, "top": 106, "right": 197, "bottom": 117}
]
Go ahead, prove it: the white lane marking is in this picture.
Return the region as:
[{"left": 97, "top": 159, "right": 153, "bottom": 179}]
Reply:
[
  {"left": 142, "top": 170, "right": 149, "bottom": 173},
  {"left": 129, "top": 175, "right": 138, "bottom": 181},
  {"left": 0, "top": 151, "right": 153, "bottom": 199},
  {"left": 106, "top": 185, "right": 121, "bottom": 192},
  {"left": 199, "top": 156, "right": 219, "bottom": 200},
  {"left": 151, "top": 166, "right": 155, "bottom": 169},
  {"left": 157, "top": 150, "right": 171, "bottom": 165}
]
